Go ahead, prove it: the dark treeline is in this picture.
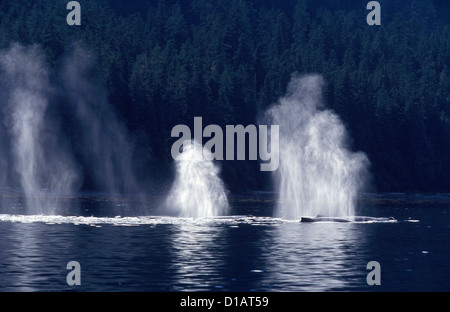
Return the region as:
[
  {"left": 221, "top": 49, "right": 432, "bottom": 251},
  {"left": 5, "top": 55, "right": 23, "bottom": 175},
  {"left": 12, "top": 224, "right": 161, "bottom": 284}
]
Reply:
[{"left": 0, "top": 0, "right": 449, "bottom": 193}]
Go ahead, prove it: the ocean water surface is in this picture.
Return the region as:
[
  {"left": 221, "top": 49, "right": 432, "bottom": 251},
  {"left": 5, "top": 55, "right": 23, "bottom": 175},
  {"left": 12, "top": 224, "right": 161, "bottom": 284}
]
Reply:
[{"left": 0, "top": 193, "right": 449, "bottom": 292}]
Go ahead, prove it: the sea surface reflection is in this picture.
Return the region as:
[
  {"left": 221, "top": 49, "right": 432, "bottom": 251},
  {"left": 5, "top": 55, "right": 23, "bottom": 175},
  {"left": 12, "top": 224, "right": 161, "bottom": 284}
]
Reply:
[
  {"left": 170, "top": 223, "right": 227, "bottom": 291},
  {"left": 0, "top": 193, "right": 449, "bottom": 291},
  {"left": 262, "top": 222, "right": 366, "bottom": 291}
]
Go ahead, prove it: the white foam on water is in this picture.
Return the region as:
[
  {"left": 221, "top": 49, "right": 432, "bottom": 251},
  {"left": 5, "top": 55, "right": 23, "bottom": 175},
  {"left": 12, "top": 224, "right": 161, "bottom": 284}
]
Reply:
[
  {"left": 0, "top": 213, "right": 398, "bottom": 227},
  {"left": 0, "top": 214, "right": 282, "bottom": 227}
]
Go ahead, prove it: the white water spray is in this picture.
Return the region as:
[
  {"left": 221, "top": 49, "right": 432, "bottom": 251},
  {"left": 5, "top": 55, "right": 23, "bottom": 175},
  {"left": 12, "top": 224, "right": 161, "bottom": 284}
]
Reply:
[
  {"left": 0, "top": 44, "right": 80, "bottom": 214},
  {"left": 265, "top": 74, "right": 369, "bottom": 219},
  {"left": 166, "top": 141, "right": 230, "bottom": 218},
  {"left": 60, "top": 44, "right": 140, "bottom": 195},
  {"left": 0, "top": 43, "right": 141, "bottom": 214}
]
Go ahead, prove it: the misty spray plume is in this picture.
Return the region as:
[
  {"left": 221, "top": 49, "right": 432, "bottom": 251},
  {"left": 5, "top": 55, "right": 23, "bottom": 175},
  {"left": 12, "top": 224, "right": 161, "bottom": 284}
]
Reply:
[
  {"left": 60, "top": 43, "right": 140, "bottom": 195},
  {"left": 0, "top": 43, "right": 81, "bottom": 214},
  {"left": 264, "top": 74, "right": 369, "bottom": 219},
  {"left": 0, "top": 42, "right": 143, "bottom": 215},
  {"left": 165, "top": 140, "right": 230, "bottom": 218}
]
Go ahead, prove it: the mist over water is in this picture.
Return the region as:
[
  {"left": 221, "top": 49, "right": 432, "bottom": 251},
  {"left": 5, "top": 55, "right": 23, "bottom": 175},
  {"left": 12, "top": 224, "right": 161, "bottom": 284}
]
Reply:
[
  {"left": 60, "top": 44, "right": 140, "bottom": 195},
  {"left": 265, "top": 74, "right": 369, "bottom": 219},
  {"left": 0, "top": 43, "right": 142, "bottom": 214},
  {"left": 0, "top": 44, "right": 80, "bottom": 214},
  {"left": 165, "top": 141, "right": 230, "bottom": 218},
  {"left": 0, "top": 43, "right": 365, "bottom": 221}
]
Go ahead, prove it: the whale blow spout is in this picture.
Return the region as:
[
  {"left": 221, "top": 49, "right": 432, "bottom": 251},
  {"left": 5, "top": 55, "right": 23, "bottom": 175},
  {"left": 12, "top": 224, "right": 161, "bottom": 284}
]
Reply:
[
  {"left": 0, "top": 44, "right": 80, "bottom": 214},
  {"left": 265, "top": 74, "right": 369, "bottom": 219},
  {"left": 166, "top": 140, "right": 230, "bottom": 218}
]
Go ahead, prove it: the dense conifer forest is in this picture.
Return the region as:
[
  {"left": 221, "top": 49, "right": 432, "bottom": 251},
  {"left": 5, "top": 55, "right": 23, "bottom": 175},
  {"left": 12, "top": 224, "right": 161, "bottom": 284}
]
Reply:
[{"left": 0, "top": 0, "right": 449, "bottom": 193}]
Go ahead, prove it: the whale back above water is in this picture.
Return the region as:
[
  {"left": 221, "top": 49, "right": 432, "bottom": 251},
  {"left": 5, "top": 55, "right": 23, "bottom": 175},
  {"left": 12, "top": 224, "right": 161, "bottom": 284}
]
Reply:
[{"left": 300, "top": 216, "right": 396, "bottom": 223}]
